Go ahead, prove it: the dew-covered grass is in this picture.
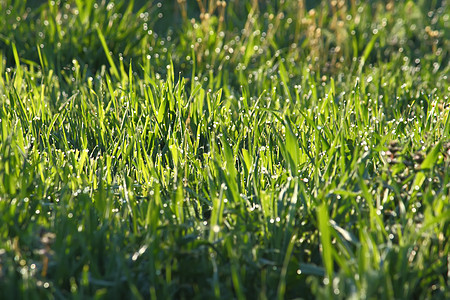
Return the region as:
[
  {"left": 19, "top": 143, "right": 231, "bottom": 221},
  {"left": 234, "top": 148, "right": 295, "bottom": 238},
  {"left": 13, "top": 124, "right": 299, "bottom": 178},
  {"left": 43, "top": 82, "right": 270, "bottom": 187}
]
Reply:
[{"left": 0, "top": 0, "right": 449, "bottom": 298}]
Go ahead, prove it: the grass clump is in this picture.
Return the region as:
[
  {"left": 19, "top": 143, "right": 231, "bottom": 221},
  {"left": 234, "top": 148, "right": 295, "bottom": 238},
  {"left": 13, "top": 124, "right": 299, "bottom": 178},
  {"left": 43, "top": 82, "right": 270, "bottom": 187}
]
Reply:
[{"left": 0, "top": 0, "right": 449, "bottom": 299}]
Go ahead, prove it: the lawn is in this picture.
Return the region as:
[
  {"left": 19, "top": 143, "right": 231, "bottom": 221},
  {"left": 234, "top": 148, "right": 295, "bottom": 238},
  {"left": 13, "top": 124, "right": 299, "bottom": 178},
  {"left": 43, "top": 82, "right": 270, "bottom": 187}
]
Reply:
[{"left": 0, "top": 0, "right": 449, "bottom": 298}]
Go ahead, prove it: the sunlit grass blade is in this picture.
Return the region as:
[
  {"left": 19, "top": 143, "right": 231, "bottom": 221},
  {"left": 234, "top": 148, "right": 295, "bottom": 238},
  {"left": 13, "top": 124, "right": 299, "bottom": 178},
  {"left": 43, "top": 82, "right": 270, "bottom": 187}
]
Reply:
[
  {"left": 96, "top": 26, "right": 120, "bottom": 80},
  {"left": 317, "top": 203, "right": 333, "bottom": 287}
]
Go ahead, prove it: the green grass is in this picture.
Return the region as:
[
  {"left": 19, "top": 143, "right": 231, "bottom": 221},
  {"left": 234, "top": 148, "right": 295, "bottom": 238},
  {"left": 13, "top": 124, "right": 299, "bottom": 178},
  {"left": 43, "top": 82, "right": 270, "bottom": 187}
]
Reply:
[{"left": 0, "top": 0, "right": 449, "bottom": 298}]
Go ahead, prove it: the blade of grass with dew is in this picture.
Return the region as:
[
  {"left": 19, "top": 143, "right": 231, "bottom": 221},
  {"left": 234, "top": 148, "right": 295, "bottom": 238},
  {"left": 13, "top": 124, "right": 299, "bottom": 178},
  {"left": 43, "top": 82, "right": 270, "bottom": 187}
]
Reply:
[
  {"left": 317, "top": 203, "right": 333, "bottom": 287},
  {"left": 96, "top": 26, "right": 120, "bottom": 80},
  {"left": 410, "top": 140, "right": 442, "bottom": 197}
]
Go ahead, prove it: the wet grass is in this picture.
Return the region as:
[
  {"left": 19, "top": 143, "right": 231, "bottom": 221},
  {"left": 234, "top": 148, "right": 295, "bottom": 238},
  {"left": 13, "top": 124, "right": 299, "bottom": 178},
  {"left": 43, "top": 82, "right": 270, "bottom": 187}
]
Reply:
[{"left": 0, "top": 0, "right": 449, "bottom": 298}]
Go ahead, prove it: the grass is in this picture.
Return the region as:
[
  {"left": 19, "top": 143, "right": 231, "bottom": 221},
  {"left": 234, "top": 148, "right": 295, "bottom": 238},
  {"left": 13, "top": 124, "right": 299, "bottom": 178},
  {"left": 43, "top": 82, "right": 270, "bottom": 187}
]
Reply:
[{"left": 0, "top": 0, "right": 449, "bottom": 298}]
